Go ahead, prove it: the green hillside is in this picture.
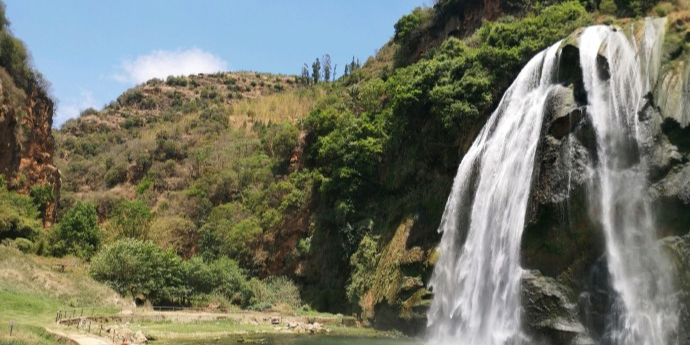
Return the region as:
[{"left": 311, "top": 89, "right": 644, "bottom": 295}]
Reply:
[{"left": 3, "top": 0, "right": 690, "bottom": 340}]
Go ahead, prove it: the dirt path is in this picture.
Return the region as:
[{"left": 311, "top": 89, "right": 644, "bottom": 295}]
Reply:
[{"left": 48, "top": 329, "right": 111, "bottom": 345}]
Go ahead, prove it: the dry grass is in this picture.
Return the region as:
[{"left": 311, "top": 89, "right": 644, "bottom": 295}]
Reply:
[{"left": 228, "top": 88, "right": 325, "bottom": 127}]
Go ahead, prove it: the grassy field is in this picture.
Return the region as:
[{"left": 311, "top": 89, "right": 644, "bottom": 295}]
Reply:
[
  {"left": 0, "top": 247, "right": 118, "bottom": 345},
  {"left": 0, "top": 247, "right": 398, "bottom": 345}
]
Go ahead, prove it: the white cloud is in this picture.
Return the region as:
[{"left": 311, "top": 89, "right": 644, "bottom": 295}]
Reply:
[
  {"left": 114, "top": 48, "right": 228, "bottom": 84},
  {"left": 55, "top": 89, "right": 100, "bottom": 127}
]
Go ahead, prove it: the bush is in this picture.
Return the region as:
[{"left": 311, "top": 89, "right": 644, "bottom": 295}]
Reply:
[
  {"left": 104, "top": 163, "right": 128, "bottom": 187},
  {"left": 50, "top": 201, "right": 101, "bottom": 259},
  {"left": 599, "top": 0, "right": 618, "bottom": 14},
  {"left": 13, "top": 237, "right": 33, "bottom": 253},
  {"left": 90, "top": 239, "right": 253, "bottom": 306},
  {"left": 166, "top": 76, "right": 188, "bottom": 87},
  {"left": 109, "top": 200, "right": 153, "bottom": 240},
  {"left": 250, "top": 276, "right": 302, "bottom": 309},
  {"left": 149, "top": 216, "right": 199, "bottom": 259},
  {"left": 89, "top": 239, "right": 184, "bottom": 304},
  {"left": 29, "top": 184, "right": 54, "bottom": 215}
]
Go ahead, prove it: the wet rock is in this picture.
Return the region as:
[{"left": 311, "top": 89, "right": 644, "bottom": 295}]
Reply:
[
  {"left": 660, "top": 234, "right": 690, "bottom": 344},
  {"left": 544, "top": 85, "right": 586, "bottom": 140},
  {"left": 596, "top": 42, "right": 611, "bottom": 81},
  {"left": 521, "top": 270, "right": 594, "bottom": 345},
  {"left": 650, "top": 163, "right": 690, "bottom": 237}
]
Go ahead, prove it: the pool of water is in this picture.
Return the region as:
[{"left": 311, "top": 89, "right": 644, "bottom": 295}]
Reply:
[{"left": 159, "top": 335, "right": 420, "bottom": 345}]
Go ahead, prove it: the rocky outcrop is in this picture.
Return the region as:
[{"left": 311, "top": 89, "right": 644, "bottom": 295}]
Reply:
[
  {"left": 521, "top": 270, "right": 594, "bottom": 345},
  {"left": 0, "top": 68, "right": 60, "bottom": 227},
  {"left": 521, "top": 20, "right": 690, "bottom": 344}
]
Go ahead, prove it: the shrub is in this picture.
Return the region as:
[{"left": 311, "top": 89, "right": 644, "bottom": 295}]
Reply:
[
  {"left": 79, "top": 107, "right": 99, "bottom": 117},
  {"left": 123, "top": 116, "right": 144, "bottom": 129},
  {"left": 599, "top": 0, "right": 618, "bottom": 14},
  {"left": 249, "top": 276, "right": 302, "bottom": 309},
  {"left": 135, "top": 176, "right": 153, "bottom": 195},
  {"left": 89, "top": 239, "right": 184, "bottom": 304},
  {"left": 50, "top": 201, "right": 101, "bottom": 259},
  {"left": 13, "top": 237, "right": 33, "bottom": 252},
  {"left": 29, "top": 184, "right": 54, "bottom": 215},
  {"left": 149, "top": 216, "right": 199, "bottom": 258},
  {"left": 118, "top": 89, "right": 144, "bottom": 107},
  {"left": 109, "top": 200, "right": 153, "bottom": 240},
  {"left": 166, "top": 76, "right": 188, "bottom": 87},
  {"left": 90, "top": 239, "right": 253, "bottom": 306},
  {"left": 104, "top": 163, "right": 128, "bottom": 187}
]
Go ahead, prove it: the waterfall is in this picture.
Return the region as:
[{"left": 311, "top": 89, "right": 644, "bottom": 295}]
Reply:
[
  {"left": 427, "top": 24, "right": 678, "bottom": 345},
  {"left": 579, "top": 26, "right": 678, "bottom": 344},
  {"left": 426, "top": 42, "right": 561, "bottom": 345}
]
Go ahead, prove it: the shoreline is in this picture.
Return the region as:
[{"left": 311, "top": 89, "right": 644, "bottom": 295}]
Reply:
[{"left": 51, "top": 309, "right": 404, "bottom": 345}]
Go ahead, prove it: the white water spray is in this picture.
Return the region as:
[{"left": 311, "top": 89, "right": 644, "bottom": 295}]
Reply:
[
  {"left": 426, "top": 42, "right": 561, "bottom": 345},
  {"left": 427, "top": 24, "right": 678, "bottom": 345},
  {"left": 579, "top": 25, "right": 678, "bottom": 345}
]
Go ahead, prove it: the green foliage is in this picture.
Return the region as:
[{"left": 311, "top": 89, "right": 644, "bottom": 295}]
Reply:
[
  {"left": 199, "top": 204, "right": 261, "bottom": 266},
  {"left": 150, "top": 216, "right": 199, "bottom": 258},
  {"left": 614, "top": 0, "right": 661, "bottom": 16},
  {"left": 104, "top": 163, "right": 128, "bottom": 187},
  {"left": 0, "top": 182, "right": 41, "bottom": 242},
  {"left": 166, "top": 75, "right": 188, "bottom": 87},
  {"left": 29, "top": 184, "right": 53, "bottom": 216},
  {"left": 136, "top": 176, "right": 154, "bottom": 195},
  {"left": 312, "top": 58, "right": 321, "bottom": 84},
  {"left": 109, "top": 200, "right": 153, "bottom": 240},
  {"left": 155, "top": 130, "right": 187, "bottom": 161},
  {"left": 346, "top": 235, "right": 380, "bottom": 305},
  {"left": 13, "top": 237, "right": 33, "bottom": 253},
  {"left": 118, "top": 89, "right": 145, "bottom": 107},
  {"left": 249, "top": 276, "right": 302, "bottom": 309},
  {"left": 50, "top": 201, "right": 101, "bottom": 259},
  {"left": 90, "top": 239, "right": 252, "bottom": 305},
  {"left": 393, "top": 7, "right": 432, "bottom": 66},
  {"left": 89, "top": 239, "right": 185, "bottom": 304},
  {"left": 599, "top": 0, "right": 618, "bottom": 14}
]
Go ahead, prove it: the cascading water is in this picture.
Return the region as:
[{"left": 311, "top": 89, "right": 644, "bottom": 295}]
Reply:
[
  {"left": 579, "top": 25, "right": 678, "bottom": 344},
  {"left": 427, "top": 24, "right": 678, "bottom": 345},
  {"left": 426, "top": 42, "right": 562, "bottom": 345}
]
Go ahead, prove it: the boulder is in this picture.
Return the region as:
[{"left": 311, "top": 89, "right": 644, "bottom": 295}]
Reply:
[{"left": 521, "top": 270, "right": 594, "bottom": 345}]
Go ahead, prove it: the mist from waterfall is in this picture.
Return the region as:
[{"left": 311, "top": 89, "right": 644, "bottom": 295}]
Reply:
[{"left": 426, "top": 23, "right": 678, "bottom": 345}]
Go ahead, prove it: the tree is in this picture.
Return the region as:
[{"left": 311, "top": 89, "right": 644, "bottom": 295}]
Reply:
[
  {"left": 322, "top": 54, "right": 332, "bottom": 82},
  {"left": 311, "top": 58, "right": 321, "bottom": 84},
  {"left": 89, "top": 239, "right": 184, "bottom": 303},
  {"left": 301, "top": 64, "right": 310, "bottom": 85},
  {"left": 50, "top": 201, "right": 101, "bottom": 259},
  {"left": 110, "top": 200, "right": 153, "bottom": 240}
]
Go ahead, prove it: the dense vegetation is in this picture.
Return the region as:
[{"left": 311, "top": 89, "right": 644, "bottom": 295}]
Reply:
[{"left": 1, "top": 0, "right": 685, "bottom": 333}]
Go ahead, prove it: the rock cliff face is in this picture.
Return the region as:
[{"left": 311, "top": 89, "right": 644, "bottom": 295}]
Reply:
[
  {"left": 0, "top": 68, "right": 60, "bottom": 227},
  {"left": 519, "top": 18, "right": 690, "bottom": 344}
]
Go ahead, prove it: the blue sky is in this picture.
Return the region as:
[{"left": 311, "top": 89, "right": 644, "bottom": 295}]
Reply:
[{"left": 4, "top": 1, "right": 428, "bottom": 127}]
